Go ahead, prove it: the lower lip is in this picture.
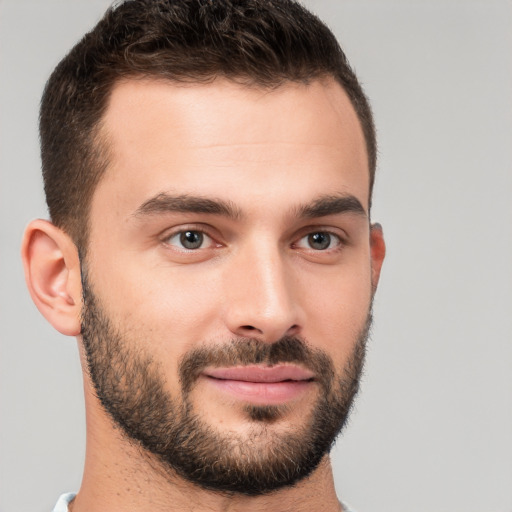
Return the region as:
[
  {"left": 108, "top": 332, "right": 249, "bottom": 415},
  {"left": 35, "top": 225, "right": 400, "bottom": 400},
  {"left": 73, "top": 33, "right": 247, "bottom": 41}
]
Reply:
[{"left": 203, "top": 376, "right": 313, "bottom": 405}]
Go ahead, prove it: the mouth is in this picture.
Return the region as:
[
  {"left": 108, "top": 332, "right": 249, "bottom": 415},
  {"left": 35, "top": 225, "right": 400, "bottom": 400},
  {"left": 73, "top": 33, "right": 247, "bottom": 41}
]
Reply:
[{"left": 202, "top": 365, "right": 316, "bottom": 405}]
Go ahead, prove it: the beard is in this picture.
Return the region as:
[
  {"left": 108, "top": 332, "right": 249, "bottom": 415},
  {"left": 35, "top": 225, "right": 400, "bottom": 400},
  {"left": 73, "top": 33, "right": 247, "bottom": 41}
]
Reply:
[{"left": 80, "top": 269, "right": 372, "bottom": 496}]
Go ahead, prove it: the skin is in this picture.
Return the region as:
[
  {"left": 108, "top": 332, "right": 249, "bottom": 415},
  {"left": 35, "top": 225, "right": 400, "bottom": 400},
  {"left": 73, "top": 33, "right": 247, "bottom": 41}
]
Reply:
[{"left": 22, "top": 77, "right": 385, "bottom": 512}]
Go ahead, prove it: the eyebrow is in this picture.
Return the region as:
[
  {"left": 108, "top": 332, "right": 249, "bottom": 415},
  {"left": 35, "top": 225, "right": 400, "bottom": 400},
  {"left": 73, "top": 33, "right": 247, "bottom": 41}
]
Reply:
[
  {"left": 133, "top": 192, "right": 366, "bottom": 221},
  {"left": 134, "top": 193, "right": 242, "bottom": 220},
  {"left": 294, "top": 194, "right": 367, "bottom": 219}
]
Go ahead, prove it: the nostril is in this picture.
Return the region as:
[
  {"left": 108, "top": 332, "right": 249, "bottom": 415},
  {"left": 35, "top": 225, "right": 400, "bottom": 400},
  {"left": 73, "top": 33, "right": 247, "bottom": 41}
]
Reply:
[
  {"left": 241, "top": 325, "right": 256, "bottom": 331},
  {"left": 286, "top": 324, "right": 300, "bottom": 337}
]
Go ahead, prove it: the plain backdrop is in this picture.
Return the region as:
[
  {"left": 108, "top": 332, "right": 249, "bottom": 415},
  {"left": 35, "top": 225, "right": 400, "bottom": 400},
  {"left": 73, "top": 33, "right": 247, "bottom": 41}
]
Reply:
[{"left": 1, "top": 1, "right": 511, "bottom": 511}]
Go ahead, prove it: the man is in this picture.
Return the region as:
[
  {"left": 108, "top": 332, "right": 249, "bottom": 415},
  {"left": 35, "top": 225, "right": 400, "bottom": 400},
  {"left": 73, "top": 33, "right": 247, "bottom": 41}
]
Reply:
[{"left": 21, "top": 0, "right": 385, "bottom": 510}]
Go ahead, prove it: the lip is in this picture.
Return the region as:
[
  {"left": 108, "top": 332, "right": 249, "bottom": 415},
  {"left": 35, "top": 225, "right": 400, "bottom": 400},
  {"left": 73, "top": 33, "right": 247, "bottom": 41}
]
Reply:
[
  {"left": 202, "top": 365, "right": 315, "bottom": 405},
  {"left": 204, "top": 365, "right": 315, "bottom": 382}
]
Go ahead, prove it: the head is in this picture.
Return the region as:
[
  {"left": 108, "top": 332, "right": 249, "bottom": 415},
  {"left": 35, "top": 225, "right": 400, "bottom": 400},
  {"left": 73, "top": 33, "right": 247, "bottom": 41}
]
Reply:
[{"left": 24, "top": 0, "right": 385, "bottom": 498}]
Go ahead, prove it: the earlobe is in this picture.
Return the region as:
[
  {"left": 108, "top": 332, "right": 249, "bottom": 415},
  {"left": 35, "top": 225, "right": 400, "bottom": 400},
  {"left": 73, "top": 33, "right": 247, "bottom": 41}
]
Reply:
[
  {"left": 21, "top": 219, "right": 82, "bottom": 336},
  {"left": 370, "top": 222, "right": 386, "bottom": 291}
]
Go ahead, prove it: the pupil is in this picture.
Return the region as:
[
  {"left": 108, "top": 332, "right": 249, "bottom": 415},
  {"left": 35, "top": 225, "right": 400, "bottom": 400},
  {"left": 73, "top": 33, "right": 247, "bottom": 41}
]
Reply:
[
  {"left": 309, "top": 232, "right": 330, "bottom": 250},
  {"left": 180, "top": 231, "right": 203, "bottom": 249}
]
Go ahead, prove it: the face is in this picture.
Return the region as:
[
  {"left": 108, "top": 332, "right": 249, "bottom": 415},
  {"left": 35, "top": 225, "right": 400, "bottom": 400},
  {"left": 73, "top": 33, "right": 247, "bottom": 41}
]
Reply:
[{"left": 81, "top": 78, "right": 382, "bottom": 493}]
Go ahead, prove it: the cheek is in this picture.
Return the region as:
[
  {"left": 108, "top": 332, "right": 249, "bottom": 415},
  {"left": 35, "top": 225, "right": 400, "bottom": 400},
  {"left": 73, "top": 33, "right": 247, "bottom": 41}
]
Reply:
[
  {"left": 85, "top": 261, "right": 226, "bottom": 394},
  {"left": 89, "top": 253, "right": 224, "bottom": 348},
  {"left": 147, "top": 272, "right": 223, "bottom": 341},
  {"left": 299, "top": 258, "right": 372, "bottom": 356}
]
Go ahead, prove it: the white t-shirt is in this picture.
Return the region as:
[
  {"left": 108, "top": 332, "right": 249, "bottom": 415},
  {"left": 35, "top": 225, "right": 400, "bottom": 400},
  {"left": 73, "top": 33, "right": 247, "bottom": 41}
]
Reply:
[{"left": 52, "top": 493, "right": 76, "bottom": 512}]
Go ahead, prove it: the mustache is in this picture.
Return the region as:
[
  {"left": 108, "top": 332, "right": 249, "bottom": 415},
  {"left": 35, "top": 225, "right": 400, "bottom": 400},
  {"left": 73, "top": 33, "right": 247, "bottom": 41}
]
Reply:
[{"left": 178, "top": 336, "right": 335, "bottom": 394}]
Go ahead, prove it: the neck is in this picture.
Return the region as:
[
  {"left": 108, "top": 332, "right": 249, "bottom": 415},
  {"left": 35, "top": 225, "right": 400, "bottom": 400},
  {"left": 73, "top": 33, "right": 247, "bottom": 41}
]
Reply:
[
  {"left": 74, "top": 445, "right": 341, "bottom": 512},
  {"left": 71, "top": 356, "right": 344, "bottom": 512}
]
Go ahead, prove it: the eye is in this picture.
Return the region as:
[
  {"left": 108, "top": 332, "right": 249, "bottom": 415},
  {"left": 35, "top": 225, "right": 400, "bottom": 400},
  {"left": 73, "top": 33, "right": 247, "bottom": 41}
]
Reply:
[
  {"left": 296, "top": 231, "right": 342, "bottom": 251},
  {"left": 165, "top": 230, "right": 212, "bottom": 250}
]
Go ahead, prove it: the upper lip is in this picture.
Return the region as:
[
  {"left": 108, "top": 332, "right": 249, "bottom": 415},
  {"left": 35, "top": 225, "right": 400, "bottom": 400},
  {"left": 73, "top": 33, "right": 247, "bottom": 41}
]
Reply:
[{"left": 203, "top": 365, "right": 315, "bottom": 383}]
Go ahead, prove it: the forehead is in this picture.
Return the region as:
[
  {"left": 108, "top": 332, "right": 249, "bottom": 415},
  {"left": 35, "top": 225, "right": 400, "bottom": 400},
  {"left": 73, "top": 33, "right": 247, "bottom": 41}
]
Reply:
[{"left": 93, "top": 77, "right": 369, "bottom": 220}]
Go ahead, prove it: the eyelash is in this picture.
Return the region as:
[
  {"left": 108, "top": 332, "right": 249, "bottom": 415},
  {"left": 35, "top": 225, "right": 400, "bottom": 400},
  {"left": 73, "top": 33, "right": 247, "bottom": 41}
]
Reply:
[
  {"left": 161, "top": 226, "right": 347, "bottom": 254},
  {"left": 161, "top": 226, "right": 219, "bottom": 251},
  {"left": 294, "top": 231, "right": 345, "bottom": 252}
]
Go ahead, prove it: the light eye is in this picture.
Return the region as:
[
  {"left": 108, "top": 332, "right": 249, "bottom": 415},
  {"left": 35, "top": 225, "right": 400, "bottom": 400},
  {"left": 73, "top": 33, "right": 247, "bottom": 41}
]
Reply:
[
  {"left": 166, "top": 230, "right": 211, "bottom": 250},
  {"left": 297, "top": 231, "right": 341, "bottom": 251}
]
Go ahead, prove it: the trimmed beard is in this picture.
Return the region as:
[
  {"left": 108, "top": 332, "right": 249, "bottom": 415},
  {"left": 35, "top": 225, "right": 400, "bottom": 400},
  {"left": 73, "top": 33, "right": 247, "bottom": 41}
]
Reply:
[{"left": 80, "top": 268, "right": 371, "bottom": 496}]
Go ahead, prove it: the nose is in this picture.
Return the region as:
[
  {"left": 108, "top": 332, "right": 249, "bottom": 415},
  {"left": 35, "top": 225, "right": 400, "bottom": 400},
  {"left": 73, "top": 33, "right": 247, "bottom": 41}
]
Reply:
[{"left": 223, "top": 241, "right": 303, "bottom": 343}]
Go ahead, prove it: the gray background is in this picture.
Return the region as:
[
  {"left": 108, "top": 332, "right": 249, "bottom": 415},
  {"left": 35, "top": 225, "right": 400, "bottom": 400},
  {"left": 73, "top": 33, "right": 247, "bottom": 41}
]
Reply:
[{"left": 1, "top": 1, "right": 511, "bottom": 511}]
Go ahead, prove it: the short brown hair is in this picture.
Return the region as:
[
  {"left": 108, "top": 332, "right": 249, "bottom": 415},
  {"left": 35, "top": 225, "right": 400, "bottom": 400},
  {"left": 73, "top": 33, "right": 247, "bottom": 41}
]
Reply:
[{"left": 40, "top": 0, "right": 376, "bottom": 248}]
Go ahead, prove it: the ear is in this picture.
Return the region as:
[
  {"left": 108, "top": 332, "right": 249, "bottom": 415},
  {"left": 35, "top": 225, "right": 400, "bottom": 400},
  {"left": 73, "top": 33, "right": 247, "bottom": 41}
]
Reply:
[
  {"left": 370, "top": 222, "right": 386, "bottom": 291},
  {"left": 21, "top": 219, "right": 82, "bottom": 336}
]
